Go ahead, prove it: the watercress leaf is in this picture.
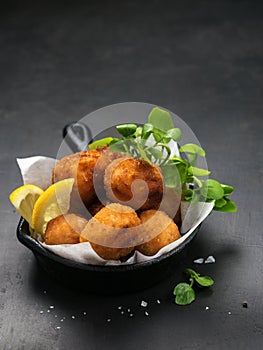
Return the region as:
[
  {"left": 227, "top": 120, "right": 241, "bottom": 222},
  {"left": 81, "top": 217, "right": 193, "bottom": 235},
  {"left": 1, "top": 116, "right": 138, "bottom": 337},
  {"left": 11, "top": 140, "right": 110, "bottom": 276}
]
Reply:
[
  {"left": 185, "top": 268, "right": 199, "bottom": 279},
  {"left": 221, "top": 184, "right": 234, "bottom": 196},
  {"left": 165, "top": 128, "right": 182, "bottom": 142},
  {"left": 195, "top": 275, "right": 214, "bottom": 287},
  {"left": 161, "top": 163, "right": 181, "bottom": 188},
  {"left": 116, "top": 124, "right": 137, "bottom": 137},
  {"left": 152, "top": 127, "right": 166, "bottom": 142},
  {"left": 135, "top": 126, "right": 142, "bottom": 137},
  {"left": 147, "top": 147, "right": 164, "bottom": 161},
  {"left": 200, "top": 179, "right": 225, "bottom": 200},
  {"left": 179, "top": 144, "right": 206, "bottom": 157},
  {"left": 89, "top": 137, "right": 114, "bottom": 150},
  {"left": 173, "top": 283, "right": 195, "bottom": 305},
  {"left": 214, "top": 198, "right": 237, "bottom": 212},
  {"left": 109, "top": 140, "right": 126, "bottom": 153},
  {"left": 141, "top": 123, "right": 153, "bottom": 139},
  {"left": 188, "top": 166, "right": 211, "bottom": 177},
  {"left": 182, "top": 189, "right": 194, "bottom": 201},
  {"left": 214, "top": 197, "right": 227, "bottom": 208},
  {"left": 148, "top": 107, "right": 174, "bottom": 132}
]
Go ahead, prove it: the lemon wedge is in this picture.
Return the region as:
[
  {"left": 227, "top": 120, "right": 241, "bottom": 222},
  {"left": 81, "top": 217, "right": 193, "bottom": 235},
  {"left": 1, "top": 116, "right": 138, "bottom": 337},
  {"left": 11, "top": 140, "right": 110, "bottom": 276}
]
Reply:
[
  {"left": 9, "top": 184, "right": 44, "bottom": 227},
  {"left": 32, "top": 178, "right": 74, "bottom": 235}
]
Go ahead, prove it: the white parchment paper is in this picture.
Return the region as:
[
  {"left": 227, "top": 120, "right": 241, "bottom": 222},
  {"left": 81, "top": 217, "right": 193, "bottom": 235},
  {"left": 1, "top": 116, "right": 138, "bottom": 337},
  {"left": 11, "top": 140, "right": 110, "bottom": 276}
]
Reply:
[{"left": 17, "top": 156, "right": 214, "bottom": 265}]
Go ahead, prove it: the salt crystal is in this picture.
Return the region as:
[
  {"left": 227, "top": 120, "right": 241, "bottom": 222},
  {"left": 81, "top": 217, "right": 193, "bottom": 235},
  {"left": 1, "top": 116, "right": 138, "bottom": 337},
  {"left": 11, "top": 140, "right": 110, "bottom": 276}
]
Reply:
[
  {"left": 40, "top": 311, "right": 44, "bottom": 314},
  {"left": 156, "top": 299, "right": 161, "bottom": 304},
  {"left": 71, "top": 316, "right": 75, "bottom": 319},
  {"left": 205, "top": 306, "right": 209, "bottom": 310},
  {"left": 43, "top": 291, "right": 47, "bottom": 294},
  {"left": 47, "top": 310, "right": 50, "bottom": 313},
  {"left": 145, "top": 311, "right": 149, "bottom": 316},
  {"left": 205, "top": 256, "right": 216, "bottom": 264},
  {"left": 54, "top": 315, "right": 57, "bottom": 318},
  {"left": 121, "top": 311, "right": 124, "bottom": 315},
  {"left": 107, "top": 318, "right": 111, "bottom": 322},
  {"left": 127, "top": 308, "right": 131, "bottom": 312},
  {"left": 228, "top": 311, "right": 232, "bottom": 315},
  {"left": 83, "top": 312, "right": 87, "bottom": 315},
  {"left": 118, "top": 306, "right": 122, "bottom": 310},
  {"left": 141, "top": 300, "right": 148, "bottom": 308},
  {"left": 130, "top": 314, "right": 133, "bottom": 317},
  {"left": 60, "top": 319, "right": 64, "bottom": 322},
  {"left": 50, "top": 306, "right": 54, "bottom": 309},
  {"left": 193, "top": 258, "right": 204, "bottom": 264},
  {"left": 56, "top": 326, "right": 61, "bottom": 330}
]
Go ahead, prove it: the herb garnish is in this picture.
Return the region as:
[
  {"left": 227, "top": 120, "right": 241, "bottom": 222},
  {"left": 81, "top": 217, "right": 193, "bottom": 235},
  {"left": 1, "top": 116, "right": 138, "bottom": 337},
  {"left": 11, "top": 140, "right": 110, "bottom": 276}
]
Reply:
[
  {"left": 173, "top": 268, "right": 214, "bottom": 305},
  {"left": 88, "top": 106, "right": 237, "bottom": 213}
]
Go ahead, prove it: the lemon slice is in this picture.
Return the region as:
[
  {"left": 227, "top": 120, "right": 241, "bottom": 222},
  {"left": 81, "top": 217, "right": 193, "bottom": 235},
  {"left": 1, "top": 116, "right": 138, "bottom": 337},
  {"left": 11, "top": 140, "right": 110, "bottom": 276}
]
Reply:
[
  {"left": 32, "top": 178, "right": 74, "bottom": 235},
  {"left": 9, "top": 184, "right": 44, "bottom": 227}
]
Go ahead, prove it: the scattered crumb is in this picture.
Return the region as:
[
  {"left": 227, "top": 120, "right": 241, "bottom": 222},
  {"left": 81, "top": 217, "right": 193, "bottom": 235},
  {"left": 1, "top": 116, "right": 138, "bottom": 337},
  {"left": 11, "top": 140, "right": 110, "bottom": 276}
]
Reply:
[
  {"left": 141, "top": 300, "right": 148, "bottom": 308},
  {"left": 205, "top": 256, "right": 216, "bottom": 264},
  {"left": 194, "top": 258, "right": 204, "bottom": 264}
]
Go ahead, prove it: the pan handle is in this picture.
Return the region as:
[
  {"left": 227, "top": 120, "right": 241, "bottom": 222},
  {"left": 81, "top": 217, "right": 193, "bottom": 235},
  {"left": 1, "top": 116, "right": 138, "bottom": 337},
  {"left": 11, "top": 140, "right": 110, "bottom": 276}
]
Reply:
[{"left": 63, "top": 122, "right": 92, "bottom": 153}]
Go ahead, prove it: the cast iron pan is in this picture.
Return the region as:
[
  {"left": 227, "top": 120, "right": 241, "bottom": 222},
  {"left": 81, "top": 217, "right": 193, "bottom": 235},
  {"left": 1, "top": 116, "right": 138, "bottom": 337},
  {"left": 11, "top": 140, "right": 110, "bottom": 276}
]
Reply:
[{"left": 16, "top": 122, "right": 201, "bottom": 294}]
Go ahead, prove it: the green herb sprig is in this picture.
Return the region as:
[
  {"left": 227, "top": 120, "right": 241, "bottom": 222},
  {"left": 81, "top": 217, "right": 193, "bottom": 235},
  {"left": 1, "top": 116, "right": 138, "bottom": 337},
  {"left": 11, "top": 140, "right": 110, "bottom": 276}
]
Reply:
[
  {"left": 173, "top": 268, "right": 214, "bottom": 305},
  {"left": 88, "top": 107, "right": 237, "bottom": 213}
]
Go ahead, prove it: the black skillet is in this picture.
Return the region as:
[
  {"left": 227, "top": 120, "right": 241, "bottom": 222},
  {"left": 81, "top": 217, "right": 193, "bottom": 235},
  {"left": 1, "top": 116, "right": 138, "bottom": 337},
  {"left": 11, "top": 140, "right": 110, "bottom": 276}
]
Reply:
[{"left": 16, "top": 122, "right": 200, "bottom": 294}]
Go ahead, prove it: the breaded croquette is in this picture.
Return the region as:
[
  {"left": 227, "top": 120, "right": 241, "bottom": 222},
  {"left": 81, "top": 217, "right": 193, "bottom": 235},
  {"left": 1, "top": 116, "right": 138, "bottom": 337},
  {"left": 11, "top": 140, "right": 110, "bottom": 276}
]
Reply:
[
  {"left": 136, "top": 210, "right": 181, "bottom": 256},
  {"left": 80, "top": 203, "right": 141, "bottom": 260},
  {"left": 45, "top": 213, "right": 88, "bottom": 245},
  {"left": 104, "top": 157, "right": 163, "bottom": 211},
  {"left": 52, "top": 150, "right": 102, "bottom": 210}
]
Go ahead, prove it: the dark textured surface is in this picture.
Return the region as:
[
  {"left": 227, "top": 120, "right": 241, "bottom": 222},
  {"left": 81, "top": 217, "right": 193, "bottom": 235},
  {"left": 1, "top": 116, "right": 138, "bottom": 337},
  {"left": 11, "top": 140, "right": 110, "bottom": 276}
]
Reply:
[{"left": 1, "top": 1, "right": 263, "bottom": 349}]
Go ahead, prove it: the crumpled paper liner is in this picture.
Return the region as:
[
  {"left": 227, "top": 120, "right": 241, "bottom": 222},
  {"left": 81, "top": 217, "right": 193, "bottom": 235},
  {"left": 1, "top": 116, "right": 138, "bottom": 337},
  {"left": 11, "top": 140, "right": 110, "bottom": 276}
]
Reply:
[{"left": 17, "top": 156, "right": 214, "bottom": 266}]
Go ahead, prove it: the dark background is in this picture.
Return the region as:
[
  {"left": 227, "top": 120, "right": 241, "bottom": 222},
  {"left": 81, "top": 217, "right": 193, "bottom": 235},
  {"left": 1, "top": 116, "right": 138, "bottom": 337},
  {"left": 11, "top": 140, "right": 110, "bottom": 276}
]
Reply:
[{"left": 1, "top": 1, "right": 263, "bottom": 349}]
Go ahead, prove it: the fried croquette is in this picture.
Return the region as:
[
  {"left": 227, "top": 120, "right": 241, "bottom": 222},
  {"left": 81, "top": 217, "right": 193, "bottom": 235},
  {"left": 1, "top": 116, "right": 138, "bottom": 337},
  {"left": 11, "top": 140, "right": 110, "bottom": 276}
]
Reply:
[
  {"left": 136, "top": 210, "right": 181, "bottom": 256},
  {"left": 80, "top": 203, "right": 141, "bottom": 260},
  {"left": 45, "top": 213, "right": 88, "bottom": 245},
  {"left": 104, "top": 157, "right": 163, "bottom": 211},
  {"left": 160, "top": 187, "right": 181, "bottom": 225},
  {"left": 52, "top": 150, "right": 102, "bottom": 210}
]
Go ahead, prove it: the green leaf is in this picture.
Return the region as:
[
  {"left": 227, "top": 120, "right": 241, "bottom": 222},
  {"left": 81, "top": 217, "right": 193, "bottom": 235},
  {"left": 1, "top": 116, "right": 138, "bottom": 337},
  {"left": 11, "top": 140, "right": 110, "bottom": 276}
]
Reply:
[
  {"left": 188, "top": 166, "right": 211, "bottom": 177},
  {"left": 161, "top": 163, "right": 181, "bottom": 188},
  {"left": 201, "top": 179, "right": 225, "bottom": 200},
  {"left": 214, "top": 197, "right": 227, "bottom": 208},
  {"left": 88, "top": 137, "right": 114, "bottom": 150},
  {"left": 221, "top": 184, "right": 234, "bottom": 196},
  {"left": 195, "top": 275, "right": 214, "bottom": 287},
  {"left": 173, "top": 283, "right": 195, "bottom": 305},
  {"left": 148, "top": 107, "right": 174, "bottom": 132},
  {"left": 185, "top": 268, "right": 199, "bottom": 279},
  {"left": 179, "top": 144, "right": 206, "bottom": 157},
  {"left": 141, "top": 123, "right": 153, "bottom": 139},
  {"left": 214, "top": 198, "right": 237, "bottom": 212},
  {"left": 165, "top": 128, "right": 182, "bottom": 142},
  {"left": 109, "top": 140, "right": 126, "bottom": 153},
  {"left": 182, "top": 189, "right": 194, "bottom": 201},
  {"left": 116, "top": 124, "right": 137, "bottom": 137}
]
